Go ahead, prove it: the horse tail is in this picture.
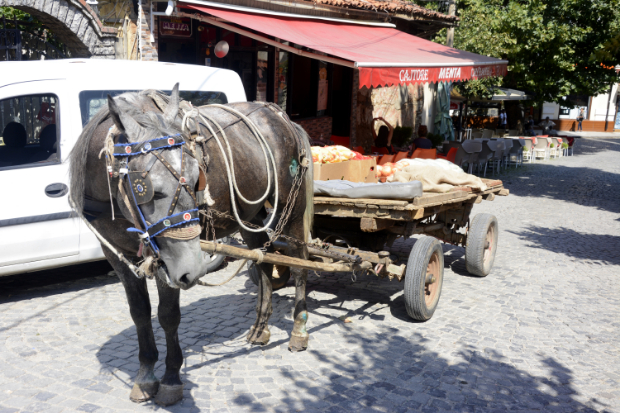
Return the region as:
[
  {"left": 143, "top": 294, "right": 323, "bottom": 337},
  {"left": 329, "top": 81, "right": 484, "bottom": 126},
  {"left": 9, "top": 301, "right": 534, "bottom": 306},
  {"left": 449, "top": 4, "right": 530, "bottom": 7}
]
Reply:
[{"left": 294, "top": 123, "right": 314, "bottom": 243}]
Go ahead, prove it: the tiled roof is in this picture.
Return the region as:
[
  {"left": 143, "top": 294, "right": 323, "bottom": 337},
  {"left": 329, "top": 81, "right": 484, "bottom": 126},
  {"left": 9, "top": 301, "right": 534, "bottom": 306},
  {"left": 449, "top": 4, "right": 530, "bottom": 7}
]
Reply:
[{"left": 311, "top": 0, "right": 457, "bottom": 21}]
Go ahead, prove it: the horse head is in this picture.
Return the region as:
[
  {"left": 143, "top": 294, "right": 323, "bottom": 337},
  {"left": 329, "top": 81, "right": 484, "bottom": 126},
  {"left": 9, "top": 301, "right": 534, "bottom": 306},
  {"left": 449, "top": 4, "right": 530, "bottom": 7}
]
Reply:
[{"left": 107, "top": 84, "right": 209, "bottom": 290}]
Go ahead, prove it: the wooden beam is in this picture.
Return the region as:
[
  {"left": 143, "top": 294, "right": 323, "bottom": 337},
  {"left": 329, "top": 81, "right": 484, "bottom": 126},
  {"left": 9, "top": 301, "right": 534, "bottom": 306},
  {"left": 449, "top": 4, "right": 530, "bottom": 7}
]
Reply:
[
  {"left": 200, "top": 240, "right": 358, "bottom": 272},
  {"left": 360, "top": 218, "right": 395, "bottom": 232}
]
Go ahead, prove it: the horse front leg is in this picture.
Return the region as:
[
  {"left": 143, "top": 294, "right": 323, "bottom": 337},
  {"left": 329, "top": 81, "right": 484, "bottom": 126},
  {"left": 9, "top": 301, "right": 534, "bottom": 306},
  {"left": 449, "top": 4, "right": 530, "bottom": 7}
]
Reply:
[
  {"left": 154, "top": 277, "right": 185, "bottom": 406},
  {"left": 102, "top": 247, "right": 160, "bottom": 402},
  {"left": 241, "top": 220, "right": 274, "bottom": 346}
]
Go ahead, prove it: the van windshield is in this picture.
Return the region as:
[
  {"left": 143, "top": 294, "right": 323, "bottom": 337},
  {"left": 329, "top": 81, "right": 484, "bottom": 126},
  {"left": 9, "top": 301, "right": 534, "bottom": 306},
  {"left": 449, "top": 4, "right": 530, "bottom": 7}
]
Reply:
[{"left": 79, "top": 90, "right": 228, "bottom": 127}]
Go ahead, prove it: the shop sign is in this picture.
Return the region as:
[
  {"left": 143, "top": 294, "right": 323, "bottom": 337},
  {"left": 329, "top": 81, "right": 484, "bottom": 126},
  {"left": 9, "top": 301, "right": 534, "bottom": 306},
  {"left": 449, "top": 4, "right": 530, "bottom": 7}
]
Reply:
[{"left": 159, "top": 17, "right": 192, "bottom": 37}]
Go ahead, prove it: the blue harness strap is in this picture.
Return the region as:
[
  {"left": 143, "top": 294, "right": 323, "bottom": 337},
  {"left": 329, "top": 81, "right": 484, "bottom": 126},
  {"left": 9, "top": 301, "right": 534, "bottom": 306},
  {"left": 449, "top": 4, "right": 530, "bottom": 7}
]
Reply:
[
  {"left": 118, "top": 133, "right": 198, "bottom": 257},
  {"left": 113, "top": 134, "right": 183, "bottom": 157}
]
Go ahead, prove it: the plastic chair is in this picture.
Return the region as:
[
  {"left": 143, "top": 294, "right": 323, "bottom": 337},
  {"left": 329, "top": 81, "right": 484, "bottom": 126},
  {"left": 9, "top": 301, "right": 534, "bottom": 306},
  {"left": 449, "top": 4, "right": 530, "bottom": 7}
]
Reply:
[
  {"left": 508, "top": 139, "right": 523, "bottom": 167},
  {"left": 521, "top": 139, "right": 533, "bottom": 163},
  {"left": 372, "top": 146, "right": 389, "bottom": 155},
  {"left": 549, "top": 138, "right": 560, "bottom": 158},
  {"left": 534, "top": 138, "right": 549, "bottom": 160},
  {"left": 566, "top": 137, "right": 575, "bottom": 156},
  {"left": 476, "top": 141, "right": 495, "bottom": 176},
  {"left": 482, "top": 130, "right": 494, "bottom": 140},
  {"left": 378, "top": 154, "right": 395, "bottom": 165},
  {"left": 472, "top": 131, "right": 483, "bottom": 140},
  {"left": 437, "top": 147, "right": 458, "bottom": 163},
  {"left": 393, "top": 151, "right": 409, "bottom": 163},
  {"left": 501, "top": 139, "right": 513, "bottom": 166},
  {"left": 410, "top": 148, "right": 437, "bottom": 159},
  {"left": 508, "top": 129, "right": 519, "bottom": 137},
  {"left": 486, "top": 140, "right": 505, "bottom": 175},
  {"left": 461, "top": 140, "right": 482, "bottom": 174}
]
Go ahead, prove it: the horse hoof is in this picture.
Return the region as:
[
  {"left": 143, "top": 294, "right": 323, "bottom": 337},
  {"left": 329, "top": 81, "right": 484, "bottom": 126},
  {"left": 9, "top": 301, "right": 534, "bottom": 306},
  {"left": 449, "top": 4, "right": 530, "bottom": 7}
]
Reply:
[
  {"left": 130, "top": 381, "right": 160, "bottom": 403},
  {"left": 288, "top": 334, "right": 308, "bottom": 352},
  {"left": 154, "top": 383, "right": 184, "bottom": 406},
  {"left": 247, "top": 327, "right": 271, "bottom": 345}
]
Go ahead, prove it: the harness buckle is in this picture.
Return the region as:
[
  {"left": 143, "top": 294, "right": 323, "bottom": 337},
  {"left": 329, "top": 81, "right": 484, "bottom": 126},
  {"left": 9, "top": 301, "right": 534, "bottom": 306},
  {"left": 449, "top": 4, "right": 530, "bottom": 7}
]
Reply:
[{"left": 139, "top": 231, "right": 151, "bottom": 244}]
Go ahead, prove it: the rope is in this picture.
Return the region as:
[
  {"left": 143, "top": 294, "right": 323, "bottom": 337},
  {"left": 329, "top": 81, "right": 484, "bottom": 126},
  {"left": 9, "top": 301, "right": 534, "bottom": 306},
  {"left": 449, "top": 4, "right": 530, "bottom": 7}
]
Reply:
[
  {"left": 196, "top": 259, "right": 248, "bottom": 287},
  {"left": 181, "top": 105, "right": 280, "bottom": 234},
  {"left": 254, "top": 248, "right": 264, "bottom": 265}
]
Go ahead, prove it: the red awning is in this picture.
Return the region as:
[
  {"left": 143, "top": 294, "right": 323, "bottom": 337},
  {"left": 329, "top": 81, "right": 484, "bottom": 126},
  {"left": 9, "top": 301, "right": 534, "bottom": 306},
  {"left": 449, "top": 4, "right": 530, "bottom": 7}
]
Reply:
[{"left": 180, "top": 3, "right": 508, "bottom": 88}]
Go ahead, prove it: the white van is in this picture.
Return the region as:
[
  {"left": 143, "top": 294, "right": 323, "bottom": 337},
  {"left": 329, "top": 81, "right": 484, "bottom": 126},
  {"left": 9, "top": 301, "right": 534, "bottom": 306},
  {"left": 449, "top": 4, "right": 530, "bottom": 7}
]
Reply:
[{"left": 0, "top": 59, "right": 246, "bottom": 276}]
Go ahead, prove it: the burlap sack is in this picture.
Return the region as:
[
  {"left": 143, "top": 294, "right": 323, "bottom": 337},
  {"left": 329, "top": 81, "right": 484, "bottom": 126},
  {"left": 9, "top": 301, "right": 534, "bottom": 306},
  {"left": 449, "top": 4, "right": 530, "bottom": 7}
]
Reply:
[{"left": 387, "top": 164, "right": 487, "bottom": 193}]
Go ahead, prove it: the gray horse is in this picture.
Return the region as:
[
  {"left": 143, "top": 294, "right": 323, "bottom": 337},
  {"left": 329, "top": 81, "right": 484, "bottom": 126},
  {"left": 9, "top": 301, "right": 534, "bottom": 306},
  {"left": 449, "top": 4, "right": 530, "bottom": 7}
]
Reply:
[{"left": 69, "top": 85, "right": 314, "bottom": 405}]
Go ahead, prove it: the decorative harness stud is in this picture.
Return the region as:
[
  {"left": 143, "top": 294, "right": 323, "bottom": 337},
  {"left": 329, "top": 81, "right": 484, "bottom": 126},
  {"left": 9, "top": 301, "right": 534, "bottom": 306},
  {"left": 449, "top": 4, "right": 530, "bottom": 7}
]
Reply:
[{"left": 112, "top": 133, "right": 199, "bottom": 257}]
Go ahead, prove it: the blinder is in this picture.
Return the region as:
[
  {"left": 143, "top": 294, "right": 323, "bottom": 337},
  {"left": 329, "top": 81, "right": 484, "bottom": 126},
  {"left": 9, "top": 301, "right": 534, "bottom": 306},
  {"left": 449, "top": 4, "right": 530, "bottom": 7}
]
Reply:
[{"left": 128, "top": 172, "right": 154, "bottom": 205}]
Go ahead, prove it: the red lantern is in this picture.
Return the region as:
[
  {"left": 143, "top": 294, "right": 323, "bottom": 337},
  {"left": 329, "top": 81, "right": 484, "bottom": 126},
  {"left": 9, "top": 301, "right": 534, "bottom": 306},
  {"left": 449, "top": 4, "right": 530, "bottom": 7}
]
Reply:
[{"left": 214, "top": 41, "right": 229, "bottom": 58}]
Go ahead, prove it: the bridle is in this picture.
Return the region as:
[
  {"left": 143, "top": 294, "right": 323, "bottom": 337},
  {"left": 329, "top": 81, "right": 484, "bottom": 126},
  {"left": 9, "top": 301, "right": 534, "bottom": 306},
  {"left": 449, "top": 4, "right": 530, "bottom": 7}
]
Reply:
[{"left": 111, "top": 132, "right": 202, "bottom": 257}]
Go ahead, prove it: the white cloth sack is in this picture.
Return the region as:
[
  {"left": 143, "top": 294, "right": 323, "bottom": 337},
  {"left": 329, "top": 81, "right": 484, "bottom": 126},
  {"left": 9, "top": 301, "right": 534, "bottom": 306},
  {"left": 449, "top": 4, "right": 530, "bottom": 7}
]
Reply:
[{"left": 396, "top": 157, "right": 465, "bottom": 174}]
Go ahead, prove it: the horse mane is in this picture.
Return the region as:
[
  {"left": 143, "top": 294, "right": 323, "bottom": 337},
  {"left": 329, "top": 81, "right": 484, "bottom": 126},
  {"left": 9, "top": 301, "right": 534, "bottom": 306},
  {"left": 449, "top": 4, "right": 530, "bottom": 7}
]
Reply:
[{"left": 69, "top": 90, "right": 180, "bottom": 213}]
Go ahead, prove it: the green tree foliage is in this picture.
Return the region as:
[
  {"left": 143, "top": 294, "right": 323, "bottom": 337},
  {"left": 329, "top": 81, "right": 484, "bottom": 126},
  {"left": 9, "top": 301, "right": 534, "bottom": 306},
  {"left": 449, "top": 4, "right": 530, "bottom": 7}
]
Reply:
[
  {"left": 0, "top": 6, "right": 67, "bottom": 52},
  {"left": 434, "top": 0, "right": 620, "bottom": 104}
]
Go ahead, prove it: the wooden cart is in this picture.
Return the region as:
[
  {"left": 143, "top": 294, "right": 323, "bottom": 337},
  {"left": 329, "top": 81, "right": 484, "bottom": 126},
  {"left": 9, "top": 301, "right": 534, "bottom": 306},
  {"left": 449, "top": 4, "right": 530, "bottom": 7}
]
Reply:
[{"left": 201, "top": 179, "right": 508, "bottom": 321}]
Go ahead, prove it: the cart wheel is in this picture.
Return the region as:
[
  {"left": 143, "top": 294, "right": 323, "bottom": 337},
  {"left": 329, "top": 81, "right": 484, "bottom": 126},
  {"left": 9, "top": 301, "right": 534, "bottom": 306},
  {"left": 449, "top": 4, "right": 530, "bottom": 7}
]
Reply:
[
  {"left": 465, "top": 213, "right": 498, "bottom": 277},
  {"left": 247, "top": 262, "right": 291, "bottom": 291},
  {"left": 204, "top": 237, "right": 231, "bottom": 273},
  {"left": 404, "top": 236, "right": 444, "bottom": 321}
]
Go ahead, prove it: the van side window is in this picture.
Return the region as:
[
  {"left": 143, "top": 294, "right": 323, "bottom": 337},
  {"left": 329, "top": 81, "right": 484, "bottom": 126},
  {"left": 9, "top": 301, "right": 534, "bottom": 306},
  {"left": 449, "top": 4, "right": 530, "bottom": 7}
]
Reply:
[
  {"left": 79, "top": 90, "right": 228, "bottom": 126},
  {"left": 0, "top": 94, "right": 60, "bottom": 169}
]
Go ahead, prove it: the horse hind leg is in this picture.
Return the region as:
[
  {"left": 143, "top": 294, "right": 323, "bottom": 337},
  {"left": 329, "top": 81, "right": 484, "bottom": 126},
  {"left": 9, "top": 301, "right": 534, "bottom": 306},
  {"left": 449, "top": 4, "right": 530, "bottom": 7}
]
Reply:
[
  {"left": 101, "top": 247, "right": 160, "bottom": 402},
  {"left": 241, "top": 219, "right": 274, "bottom": 346},
  {"left": 153, "top": 277, "right": 185, "bottom": 406},
  {"left": 285, "top": 223, "right": 310, "bottom": 352}
]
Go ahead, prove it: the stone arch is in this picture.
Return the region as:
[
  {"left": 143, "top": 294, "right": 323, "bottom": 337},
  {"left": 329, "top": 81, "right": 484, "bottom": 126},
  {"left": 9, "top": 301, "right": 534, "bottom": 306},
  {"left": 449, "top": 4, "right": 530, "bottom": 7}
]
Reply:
[{"left": 1, "top": 0, "right": 117, "bottom": 58}]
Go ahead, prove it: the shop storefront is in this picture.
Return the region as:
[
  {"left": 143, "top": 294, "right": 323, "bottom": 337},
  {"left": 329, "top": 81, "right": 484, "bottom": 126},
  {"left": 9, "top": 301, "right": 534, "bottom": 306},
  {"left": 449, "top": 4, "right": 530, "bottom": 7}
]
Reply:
[{"left": 143, "top": 0, "right": 506, "bottom": 149}]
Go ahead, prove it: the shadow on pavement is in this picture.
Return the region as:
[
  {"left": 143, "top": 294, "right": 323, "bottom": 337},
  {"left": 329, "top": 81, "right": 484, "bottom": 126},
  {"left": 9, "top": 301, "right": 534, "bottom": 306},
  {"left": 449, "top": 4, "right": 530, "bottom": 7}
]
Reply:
[
  {"left": 508, "top": 225, "right": 620, "bottom": 266},
  {"left": 92, "top": 265, "right": 610, "bottom": 412},
  {"left": 0, "top": 261, "right": 115, "bottom": 301},
  {"left": 570, "top": 138, "right": 620, "bottom": 156},
  {"left": 502, "top": 163, "right": 620, "bottom": 215}
]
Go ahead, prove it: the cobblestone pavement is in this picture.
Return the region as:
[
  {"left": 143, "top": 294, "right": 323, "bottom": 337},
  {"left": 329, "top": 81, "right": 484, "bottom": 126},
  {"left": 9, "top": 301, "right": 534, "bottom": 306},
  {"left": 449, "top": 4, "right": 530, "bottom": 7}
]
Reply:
[{"left": 1, "top": 138, "right": 619, "bottom": 413}]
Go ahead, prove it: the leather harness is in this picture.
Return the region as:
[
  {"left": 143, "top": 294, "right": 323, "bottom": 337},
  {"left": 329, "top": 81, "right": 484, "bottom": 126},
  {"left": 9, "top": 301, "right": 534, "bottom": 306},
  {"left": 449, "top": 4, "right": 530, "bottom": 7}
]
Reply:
[{"left": 97, "top": 132, "right": 207, "bottom": 257}]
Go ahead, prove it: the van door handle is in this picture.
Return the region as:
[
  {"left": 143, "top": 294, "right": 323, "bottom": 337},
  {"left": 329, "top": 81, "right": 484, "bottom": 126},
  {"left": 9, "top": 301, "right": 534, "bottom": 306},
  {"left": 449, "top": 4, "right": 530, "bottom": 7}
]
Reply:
[{"left": 45, "top": 183, "right": 69, "bottom": 198}]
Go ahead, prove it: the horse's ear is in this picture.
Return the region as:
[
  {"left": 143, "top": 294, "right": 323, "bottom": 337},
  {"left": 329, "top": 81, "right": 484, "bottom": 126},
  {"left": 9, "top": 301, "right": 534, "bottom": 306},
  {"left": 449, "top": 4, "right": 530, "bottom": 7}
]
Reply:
[
  {"left": 163, "top": 83, "right": 180, "bottom": 126},
  {"left": 107, "top": 94, "right": 144, "bottom": 139}
]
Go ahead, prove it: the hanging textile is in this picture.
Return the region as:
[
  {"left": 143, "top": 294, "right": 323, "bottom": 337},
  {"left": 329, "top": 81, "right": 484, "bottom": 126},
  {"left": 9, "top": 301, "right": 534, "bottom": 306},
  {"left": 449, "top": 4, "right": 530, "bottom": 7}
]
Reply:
[{"left": 434, "top": 82, "right": 454, "bottom": 141}]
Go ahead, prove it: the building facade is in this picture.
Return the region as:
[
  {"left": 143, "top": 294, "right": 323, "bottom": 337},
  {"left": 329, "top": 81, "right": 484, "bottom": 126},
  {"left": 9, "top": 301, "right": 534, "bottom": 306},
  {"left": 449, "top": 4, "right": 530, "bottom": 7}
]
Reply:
[{"left": 541, "top": 83, "right": 620, "bottom": 132}]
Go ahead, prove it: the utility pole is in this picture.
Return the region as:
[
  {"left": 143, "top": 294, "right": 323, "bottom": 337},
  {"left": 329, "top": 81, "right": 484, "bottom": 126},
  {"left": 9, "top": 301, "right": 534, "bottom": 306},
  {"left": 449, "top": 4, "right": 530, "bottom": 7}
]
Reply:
[{"left": 446, "top": 1, "right": 456, "bottom": 48}]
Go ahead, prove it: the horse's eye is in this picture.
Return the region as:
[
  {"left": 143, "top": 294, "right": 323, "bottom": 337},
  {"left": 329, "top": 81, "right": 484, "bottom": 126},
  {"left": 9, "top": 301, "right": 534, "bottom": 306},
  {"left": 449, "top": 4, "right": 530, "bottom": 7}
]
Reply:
[{"left": 153, "top": 192, "right": 167, "bottom": 200}]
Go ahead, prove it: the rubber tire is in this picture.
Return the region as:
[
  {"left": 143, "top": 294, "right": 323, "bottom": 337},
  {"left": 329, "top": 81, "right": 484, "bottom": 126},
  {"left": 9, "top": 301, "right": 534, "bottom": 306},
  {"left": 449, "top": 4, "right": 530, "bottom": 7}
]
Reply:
[
  {"left": 247, "top": 262, "right": 291, "bottom": 291},
  {"left": 204, "top": 237, "right": 231, "bottom": 273},
  {"left": 404, "top": 236, "right": 444, "bottom": 321},
  {"left": 465, "top": 213, "right": 499, "bottom": 277}
]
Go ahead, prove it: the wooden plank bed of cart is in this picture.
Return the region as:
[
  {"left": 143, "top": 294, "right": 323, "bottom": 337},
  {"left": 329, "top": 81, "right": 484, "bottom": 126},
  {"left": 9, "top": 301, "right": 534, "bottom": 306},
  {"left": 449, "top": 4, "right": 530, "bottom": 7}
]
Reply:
[
  {"left": 310, "top": 178, "right": 509, "bottom": 321},
  {"left": 201, "top": 179, "right": 508, "bottom": 322}
]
